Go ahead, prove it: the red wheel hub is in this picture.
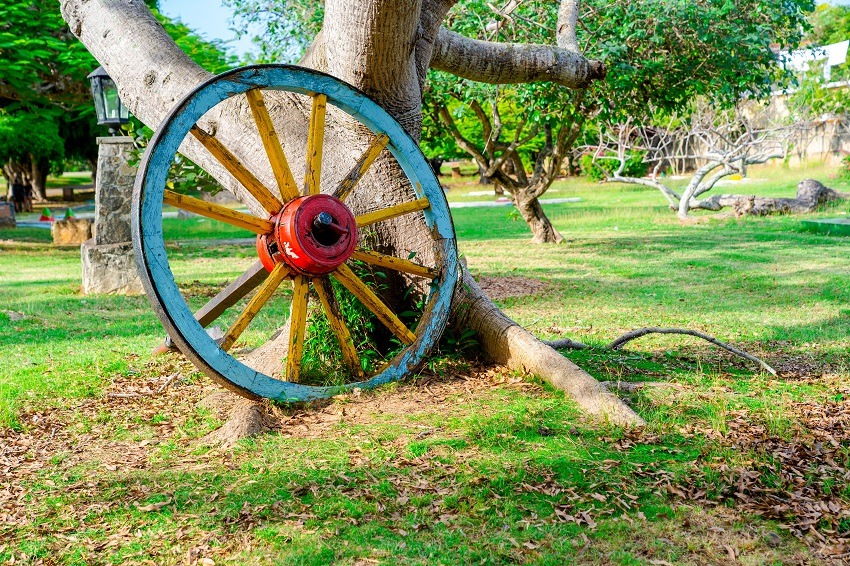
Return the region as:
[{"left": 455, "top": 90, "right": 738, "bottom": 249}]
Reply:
[{"left": 257, "top": 194, "right": 358, "bottom": 276}]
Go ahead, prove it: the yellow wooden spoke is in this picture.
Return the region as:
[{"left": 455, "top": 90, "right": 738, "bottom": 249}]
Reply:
[
  {"left": 304, "top": 93, "right": 327, "bottom": 196},
  {"left": 190, "top": 125, "right": 283, "bottom": 214},
  {"left": 286, "top": 274, "right": 310, "bottom": 382},
  {"left": 221, "top": 263, "right": 289, "bottom": 351},
  {"left": 355, "top": 197, "right": 430, "bottom": 228},
  {"left": 350, "top": 249, "right": 438, "bottom": 279},
  {"left": 245, "top": 89, "right": 300, "bottom": 202},
  {"left": 332, "top": 264, "right": 416, "bottom": 345},
  {"left": 313, "top": 277, "right": 363, "bottom": 378},
  {"left": 163, "top": 190, "right": 273, "bottom": 234},
  {"left": 333, "top": 133, "right": 390, "bottom": 202}
]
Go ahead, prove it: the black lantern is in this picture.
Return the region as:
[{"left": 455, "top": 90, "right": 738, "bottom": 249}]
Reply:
[{"left": 87, "top": 66, "right": 130, "bottom": 134}]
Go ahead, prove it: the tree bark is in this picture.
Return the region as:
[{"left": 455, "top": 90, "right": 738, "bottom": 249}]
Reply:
[
  {"left": 30, "top": 156, "right": 49, "bottom": 201},
  {"left": 59, "top": 0, "right": 640, "bottom": 426},
  {"left": 431, "top": 29, "right": 605, "bottom": 89}
]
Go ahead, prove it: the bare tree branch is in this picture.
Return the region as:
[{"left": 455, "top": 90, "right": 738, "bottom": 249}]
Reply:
[
  {"left": 431, "top": 28, "right": 605, "bottom": 89},
  {"left": 588, "top": 103, "right": 805, "bottom": 218},
  {"left": 544, "top": 327, "right": 777, "bottom": 376},
  {"left": 607, "top": 328, "right": 777, "bottom": 376}
]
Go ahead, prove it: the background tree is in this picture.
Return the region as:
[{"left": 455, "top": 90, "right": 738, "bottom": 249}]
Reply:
[
  {"left": 224, "top": 0, "right": 323, "bottom": 63},
  {"left": 0, "top": 0, "right": 234, "bottom": 200},
  {"left": 0, "top": 0, "right": 96, "bottom": 199},
  {"left": 808, "top": 2, "right": 850, "bottom": 46},
  {"left": 424, "top": 0, "right": 814, "bottom": 243},
  {"left": 589, "top": 104, "right": 809, "bottom": 218},
  {"left": 0, "top": 114, "right": 64, "bottom": 191}
]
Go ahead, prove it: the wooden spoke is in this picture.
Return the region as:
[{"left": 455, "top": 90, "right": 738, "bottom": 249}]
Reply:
[
  {"left": 163, "top": 190, "right": 272, "bottom": 234},
  {"left": 286, "top": 274, "right": 310, "bottom": 382},
  {"left": 304, "top": 93, "right": 327, "bottom": 196},
  {"left": 350, "top": 249, "right": 439, "bottom": 279},
  {"left": 195, "top": 261, "right": 269, "bottom": 327},
  {"left": 355, "top": 197, "right": 430, "bottom": 228},
  {"left": 333, "top": 133, "right": 390, "bottom": 202},
  {"left": 221, "top": 263, "right": 289, "bottom": 351},
  {"left": 245, "top": 89, "right": 300, "bottom": 202},
  {"left": 313, "top": 277, "right": 363, "bottom": 378},
  {"left": 332, "top": 263, "right": 416, "bottom": 345},
  {"left": 190, "top": 125, "right": 283, "bottom": 214}
]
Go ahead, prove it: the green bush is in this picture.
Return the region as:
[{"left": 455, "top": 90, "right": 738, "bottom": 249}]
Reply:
[
  {"left": 840, "top": 154, "right": 850, "bottom": 179},
  {"left": 579, "top": 151, "right": 648, "bottom": 181}
]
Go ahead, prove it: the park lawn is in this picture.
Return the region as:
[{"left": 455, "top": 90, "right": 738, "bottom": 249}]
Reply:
[
  {"left": 0, "top": 172, "right": 93, "bottom": 196},
  {"left": 0, "top": 169, "right": 848, "bottom": 564}
]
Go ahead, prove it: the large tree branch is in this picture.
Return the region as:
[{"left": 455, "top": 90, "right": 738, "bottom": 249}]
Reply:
[
  {"left": 437, "top": 104, "right": 489, "bottom": 168},
  {"left": 431, "top": 28, "right": 605, "bottom": 89},
  {"left": 469, "top": 99, "right": 494, "bottom": 158},
  {"left": 485, "top": 118, "right": 536, "bottom": 178}
]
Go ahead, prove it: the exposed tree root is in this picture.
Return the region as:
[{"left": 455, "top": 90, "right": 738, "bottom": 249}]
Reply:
[
  {"left": 599, "top": 381, "right": 684, "bottom": 393},
  {"left": 454, "top": 269, "right": 645, "bottom": 426},
  {"left": 545, "top": 327, "right": 777, "bottom": 376},
  {"left": 545, "top": 338, "right": 591, "bottom": 350},
  {"left": 198, "top": 391, "right": 272, "bottom": 448}
]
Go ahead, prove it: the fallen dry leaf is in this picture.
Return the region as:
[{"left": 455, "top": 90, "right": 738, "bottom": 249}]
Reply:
[{"left": 136, "top": 498, "right": 172, "bottom": 512}]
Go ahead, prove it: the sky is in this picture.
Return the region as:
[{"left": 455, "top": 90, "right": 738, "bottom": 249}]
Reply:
[{"left": 158, "top": 0, "right": 255, "bottom": 59}]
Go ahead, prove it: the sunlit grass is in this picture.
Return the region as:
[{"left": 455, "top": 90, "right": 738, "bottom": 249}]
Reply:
[{"left": 0, "top": 161, "right": 847, "bottom": 564}]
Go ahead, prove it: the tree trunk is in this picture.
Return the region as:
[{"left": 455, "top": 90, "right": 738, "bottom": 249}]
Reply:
[
  {"left": 477, "top": 163, "right": 491, "bottom": 185},
  {"left": 59, "top": 0, "right": 640, "bottom": 425},
  {"left": 29, "top": 156, "right": 49, "bottom": 201},
  {"left": 516, "top": 193, "right": 564, "bottom": 244}
]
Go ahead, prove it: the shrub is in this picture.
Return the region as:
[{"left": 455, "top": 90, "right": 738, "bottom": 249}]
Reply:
[
  {"left": 579, "top": 150, "right": 648, "bottom": 181},
  {"left": 840, "top": 154, "right": 850, "bottom": 179}
]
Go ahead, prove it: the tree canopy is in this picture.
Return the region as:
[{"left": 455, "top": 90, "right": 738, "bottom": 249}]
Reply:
[
  {"left": 416, "top": 0, "right": 814, "bottom": 242},
  {"left": 808, "top": 2, "right": 850, "bottom": 46},
  {"left": 0, "top": 0, "right": 95, "bottom": 110},
  {"left": 224, "top": 0, "right": 323, "bottom": 63},
  {"left": 0, "top": 0, "right": 236, "bottom": 198}
]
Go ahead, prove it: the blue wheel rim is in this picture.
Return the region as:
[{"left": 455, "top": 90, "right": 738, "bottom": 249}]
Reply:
[{"left": 132, "top": 65, "right": 457, "bottom": 402}]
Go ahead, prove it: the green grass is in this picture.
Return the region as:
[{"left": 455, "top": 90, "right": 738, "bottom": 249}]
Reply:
[{"left": 0, "top": 162, "right": 847, "bottom": 564}]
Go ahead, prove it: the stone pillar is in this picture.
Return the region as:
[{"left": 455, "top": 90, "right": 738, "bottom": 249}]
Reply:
[{"left": 81, "top": 136, "right": 144, "bottom": 295}]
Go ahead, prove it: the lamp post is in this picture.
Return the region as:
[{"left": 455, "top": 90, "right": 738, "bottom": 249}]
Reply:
[
  {"left": 81, "top": 66, "right": 142, "bottom": 295},
  {"left": 87, "top": 66, "right": 130, "bottom": 135}
]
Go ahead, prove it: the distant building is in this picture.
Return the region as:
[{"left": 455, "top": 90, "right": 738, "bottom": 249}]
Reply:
[{"left": 779, "top": 40, "right": 849, "bottom": 82}]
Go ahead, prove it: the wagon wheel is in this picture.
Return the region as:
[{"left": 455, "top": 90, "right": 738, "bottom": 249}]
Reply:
[{"left": 132, "top": 65, "right": 457, "bottom": 402}]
